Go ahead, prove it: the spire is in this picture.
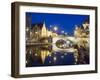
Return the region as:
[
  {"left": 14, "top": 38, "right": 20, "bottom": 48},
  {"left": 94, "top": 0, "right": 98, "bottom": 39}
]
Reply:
[
  {"left": 41, "top": 21, "right": 47, "bottom": 37},
  {"left": 43, "top": 21, "right": 46, "bottom": 28}
]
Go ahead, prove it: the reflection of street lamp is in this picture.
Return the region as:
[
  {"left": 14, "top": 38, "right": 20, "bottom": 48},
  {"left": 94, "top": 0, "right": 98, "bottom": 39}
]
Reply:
[
  {"left": 53, "top": 56, "right": 57, "bottom": 61},
  {"left": 35, "top": 31, "right": 38, "bottom": 34}
]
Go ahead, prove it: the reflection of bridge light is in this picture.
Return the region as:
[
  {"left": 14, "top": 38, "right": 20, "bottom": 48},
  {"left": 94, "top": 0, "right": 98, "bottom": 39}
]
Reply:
[
  {"left": 54, "top": 57, "right": 57, "bottom": 61},
  {"left": 64, "top": 53, "right": 67, "bottom": 55},
  {"left": 34, "top": 53, "right": 38, "bottom": 56},
  {"left": 29, "top": 50, "right": 32, "bottom": 54},
  {"left": 49, "top": 61, "right": 52, "bottom": 63},
  {"left": 61, "top": 55, "right": 64, "bottom": 59},
  {"left": 30, "top": 32, "right": 32, "bottom": 35}
]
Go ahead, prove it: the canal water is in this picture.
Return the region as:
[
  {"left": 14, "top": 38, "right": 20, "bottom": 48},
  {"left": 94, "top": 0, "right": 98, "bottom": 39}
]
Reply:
[{"left": 26, "top": 44, "right": 75, "bottom": 67}]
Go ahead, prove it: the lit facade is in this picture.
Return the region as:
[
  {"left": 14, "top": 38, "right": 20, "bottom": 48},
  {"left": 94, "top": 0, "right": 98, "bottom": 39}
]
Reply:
[
  {"left": 74, "top": 21, "right": 89, "bottom": 48},
  {"left": 27, "top": 22, "right": 58, "bottom": 42}
]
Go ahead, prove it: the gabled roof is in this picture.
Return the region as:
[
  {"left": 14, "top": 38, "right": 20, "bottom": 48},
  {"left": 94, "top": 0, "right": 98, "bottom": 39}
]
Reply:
[{"left": 31, "top": 23, "right": 43, "bottom": 29}]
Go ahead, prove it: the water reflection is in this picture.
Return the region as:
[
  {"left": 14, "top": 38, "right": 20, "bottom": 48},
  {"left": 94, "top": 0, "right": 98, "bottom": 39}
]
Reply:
[{"left": 26, "top": 44, "right": 75, "bottom": 67}]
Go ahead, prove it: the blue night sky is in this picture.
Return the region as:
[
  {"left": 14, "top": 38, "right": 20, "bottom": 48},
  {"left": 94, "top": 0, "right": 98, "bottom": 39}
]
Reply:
[{"left": 26, "top": 12, "right": 89, "bottom": 35}]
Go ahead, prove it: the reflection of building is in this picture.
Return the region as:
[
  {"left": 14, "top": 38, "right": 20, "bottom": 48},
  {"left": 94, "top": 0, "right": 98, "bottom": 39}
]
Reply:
[{"left": 40, "top": 50, "right": 51, "bottom": 63}]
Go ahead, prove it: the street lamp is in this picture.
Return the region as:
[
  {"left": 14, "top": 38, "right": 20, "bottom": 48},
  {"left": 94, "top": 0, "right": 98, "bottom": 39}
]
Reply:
[
  {"left": 61, "top": 31, "right": 64, "bottom": 33},
  {"left": 53, "top": 26, "right": 58, "bottom": 31},
  {"left": 50, "top": 25, "right": 52, "bottom": 28},
  {"left": 65, "top": 32, "right": 67, "bottom": 35},
  {"left": 50, "top": 25, "right": 53, "bottom": 31}
]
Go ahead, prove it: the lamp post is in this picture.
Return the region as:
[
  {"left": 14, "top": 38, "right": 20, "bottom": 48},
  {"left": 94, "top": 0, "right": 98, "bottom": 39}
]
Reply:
[
  {"left": 53, "top": 26, "right": 58, "bottom": 31},
  {"left": 61, "top": 31, "right": 64, "bottom": 33},
  {"left": 65, "top": 32, "right": 67, "bottom": 36},
  {"left": 61, "top": 30, "right": 65, "bottom": 36}
]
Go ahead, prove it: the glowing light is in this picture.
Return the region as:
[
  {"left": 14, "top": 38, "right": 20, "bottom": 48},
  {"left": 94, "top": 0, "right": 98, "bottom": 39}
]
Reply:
[
  {"left": 35, "top": 31, "right": 38, "bottom": 34},
  {"left": 54, "top": 57, "right": 57, "bottom": 61},
  {"left": 41, "top": 22, "right": 47, "bottom": 37},
  {"left": 61, "top": 55, "right": 64, "bottom": 59},
  {"left": 53, "top": 26, "right": 58, "bottom": 31},
  {"left": 66, "top": 40, "right": 70, "bottom": 44},
  {"left": 29, "top": 50, "right": 32, "bottom": 54},
  {"left": 65, "top": 33, "right": 67, "bottom": 35},
  {"left": 61, "top": 31, "right": 64, "bottom": 33},
  {"left": 49, "top": 61, "right": 52, "bottom": 63},
  {"left": 75, "top": 25, "right": 78, "bottom": 30},
  {"left": 34, "top": 53, "right": 38, "bottom": 56},
  {"left": 64, "top": 53, "right": 67, "bottom": 55},
  {"left": 49, "top": 54, "right": 51, "bottom": 57},
  {"left": 50, "top": 25, "right": 52, "bottom": 28},
  {"left": 30, "top": 32, "right": 32, "bottom": 35}
]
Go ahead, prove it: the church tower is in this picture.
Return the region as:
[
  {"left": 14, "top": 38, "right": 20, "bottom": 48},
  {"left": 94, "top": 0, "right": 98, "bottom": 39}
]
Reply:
[{"left": 41, "top": 22, "right": 47, "bottom": 37}]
